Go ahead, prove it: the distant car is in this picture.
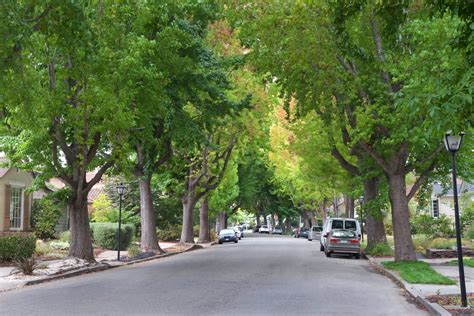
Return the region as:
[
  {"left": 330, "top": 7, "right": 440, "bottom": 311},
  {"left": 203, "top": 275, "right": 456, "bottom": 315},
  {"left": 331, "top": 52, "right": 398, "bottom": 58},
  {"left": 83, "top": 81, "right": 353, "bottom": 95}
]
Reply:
[
  {"left": 233, "top": 227, "right": 242, "bottom": 240},
  {"left": 296, "top": 227, "right": 309, "bottom": 238},
  {"left": 218, "top": 229, "right": 238, "bottom": 244},
  {"left": 259, "top": 225, "right": 270, "bottom": 234},
  {"left": 308, "top": 226, "right": 322, "bottom": 241},
  {"left": 272, "top": 226, "right": 283, "bottom": 235},
  {"left": 323, "top": 229, "right": 360, "bottom": 259}
]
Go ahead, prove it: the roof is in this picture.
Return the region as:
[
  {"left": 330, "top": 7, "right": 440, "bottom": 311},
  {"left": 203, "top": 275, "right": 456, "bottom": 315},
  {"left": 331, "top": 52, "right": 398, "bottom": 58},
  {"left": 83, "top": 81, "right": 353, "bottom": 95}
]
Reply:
[
  {"left": 0, "top": 168, "right": 9, "bottom": 178},
  {"left": 433, "top": 180, "right": 474, "bottom": 197}
]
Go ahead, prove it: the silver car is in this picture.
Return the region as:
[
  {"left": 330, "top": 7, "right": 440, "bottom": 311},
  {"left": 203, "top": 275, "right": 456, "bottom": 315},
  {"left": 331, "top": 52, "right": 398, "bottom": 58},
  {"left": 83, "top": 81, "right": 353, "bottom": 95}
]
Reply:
[
  {"left": 324, "top": 229, "right": 360, "bottom": 259},
  {"left": 308, "top": 226, "right": 322, "bottom": 241}
]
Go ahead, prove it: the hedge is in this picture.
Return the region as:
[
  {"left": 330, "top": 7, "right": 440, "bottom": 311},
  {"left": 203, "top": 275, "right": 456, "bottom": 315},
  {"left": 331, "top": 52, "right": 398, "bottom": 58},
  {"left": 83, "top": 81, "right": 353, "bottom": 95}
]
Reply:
[
  {"left": 0, "top": 234, "right": 36, "bottom": 262},
  {"left": 90, "top": 223, "right": 135, "bottom": 250}
]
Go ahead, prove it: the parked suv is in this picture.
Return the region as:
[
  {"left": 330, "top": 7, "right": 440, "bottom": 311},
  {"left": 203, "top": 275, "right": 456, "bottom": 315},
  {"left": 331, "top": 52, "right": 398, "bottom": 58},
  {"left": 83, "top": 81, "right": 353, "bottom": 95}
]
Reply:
[
  {"left": 320, "top": 218, "right": 361, "bottom": 251},
  {"left": 308, "top": 226, "right": 322, "bottom": 241}
]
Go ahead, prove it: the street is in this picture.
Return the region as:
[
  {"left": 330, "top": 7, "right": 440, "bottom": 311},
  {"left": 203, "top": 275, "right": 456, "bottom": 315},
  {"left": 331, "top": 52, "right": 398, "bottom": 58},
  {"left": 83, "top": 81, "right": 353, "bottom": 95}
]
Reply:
[{"left": 0, "top": 236, "right": 426, "bottom": 315}]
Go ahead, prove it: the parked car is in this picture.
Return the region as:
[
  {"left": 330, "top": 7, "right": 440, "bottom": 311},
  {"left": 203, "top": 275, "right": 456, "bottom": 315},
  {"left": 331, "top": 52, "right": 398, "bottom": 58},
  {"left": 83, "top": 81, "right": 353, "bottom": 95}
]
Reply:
[
  {"left": 323, "top": 229, "right": 360, "bottom": 259},
  {"left": 296, "top": 227, "right": 309, "bottom": 238},
  {"left": 308, "top": 226, "right": 322, "bottom": 241},
  {"left": 272, "top": 226, "right": 283, "bottom": 235},
  {"left": 218, "top": 229, "right": 238, "bottom": 244},
  {"left": 320, "top": 218, "right": 361, "bottom": 252},
  {"left": 233, "top": 227, "right": 243, "bottom": 240},
  {"left": 259, "top": 225, "right": 270, "bottom": 234}
]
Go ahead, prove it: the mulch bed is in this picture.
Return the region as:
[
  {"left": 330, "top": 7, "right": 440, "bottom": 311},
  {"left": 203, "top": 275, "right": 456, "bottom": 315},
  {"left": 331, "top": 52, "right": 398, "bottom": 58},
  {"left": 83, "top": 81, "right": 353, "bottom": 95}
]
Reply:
[{"left": 426, "top": 293, "right": 474, "bottom": 315}]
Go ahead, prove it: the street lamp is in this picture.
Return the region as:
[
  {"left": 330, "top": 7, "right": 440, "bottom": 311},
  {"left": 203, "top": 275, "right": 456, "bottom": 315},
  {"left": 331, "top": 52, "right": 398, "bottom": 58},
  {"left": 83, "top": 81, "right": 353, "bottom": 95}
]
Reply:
[
  {"left": 358, "top": 196, "right": 364, "bottom": 242},
  {"left": 116, "top": 183, "right": 126, "bottom": 261},
  {"left": 444, "top": 131, "right": 466, "bottom": 307}
]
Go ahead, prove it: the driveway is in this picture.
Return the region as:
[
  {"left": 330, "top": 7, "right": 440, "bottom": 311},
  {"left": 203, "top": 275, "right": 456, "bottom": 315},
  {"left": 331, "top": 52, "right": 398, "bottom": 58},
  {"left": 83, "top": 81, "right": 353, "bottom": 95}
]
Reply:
[{"left": 0, "top": 237, "right": 426, "bottom": 315}]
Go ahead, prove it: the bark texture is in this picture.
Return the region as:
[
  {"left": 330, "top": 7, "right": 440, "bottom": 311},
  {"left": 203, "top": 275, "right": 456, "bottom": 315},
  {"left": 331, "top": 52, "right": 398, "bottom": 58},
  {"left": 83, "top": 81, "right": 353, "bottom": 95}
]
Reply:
[
  {"left": 138, "top": 176, "right": 163, "bottom": 253},
  {"left": 69, "top": 195, "right": 94, "bottom": 261},
  {"left": 363, "top": 177, "right": 387, "bottom": 250},
  {"left": 180, "top": 190, "right": 196, "bottom": 243},
  {"left": 198, "top": 196, "right": 210, "bottom": 243},
  {"left": 388, "top": 173, "right": 416, "bottom": 261}
]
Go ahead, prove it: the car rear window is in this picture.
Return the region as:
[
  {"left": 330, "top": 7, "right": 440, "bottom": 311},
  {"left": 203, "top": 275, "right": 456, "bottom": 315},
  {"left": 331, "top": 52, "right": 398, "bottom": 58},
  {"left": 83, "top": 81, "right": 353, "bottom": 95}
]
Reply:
[
  {"left": 331, "top": 220, "right": 344, "bottom": 229},
  {"left": 312, "top": 227, "right": 322, "bottom": 232},
  {"left": 344, "top": 221, "right": 357, "bottom": 230},
  {"left": 332, "top": 230, "right": 356, "bottom": 238}
]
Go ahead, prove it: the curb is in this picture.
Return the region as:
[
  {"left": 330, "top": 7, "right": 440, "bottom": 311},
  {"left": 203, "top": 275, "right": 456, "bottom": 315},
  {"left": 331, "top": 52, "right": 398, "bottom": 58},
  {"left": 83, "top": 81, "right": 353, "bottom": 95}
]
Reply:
[{"left": 367, "top": 256, "right": 450, "bottom": 316}]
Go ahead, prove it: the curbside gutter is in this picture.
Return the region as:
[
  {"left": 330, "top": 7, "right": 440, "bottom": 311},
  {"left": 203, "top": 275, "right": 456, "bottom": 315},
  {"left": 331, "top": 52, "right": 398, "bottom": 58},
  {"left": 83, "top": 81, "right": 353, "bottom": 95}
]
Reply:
[
  {"left": 15, "top": 244, "right": 202, "bottom": 289},
  {"left": 367, "top": 256, "right": 451, "bottom": 316}
]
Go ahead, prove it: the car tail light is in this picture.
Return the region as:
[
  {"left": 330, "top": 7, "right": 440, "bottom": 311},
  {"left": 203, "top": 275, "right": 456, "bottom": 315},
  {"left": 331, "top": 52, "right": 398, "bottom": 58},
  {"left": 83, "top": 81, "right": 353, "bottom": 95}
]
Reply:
[
  {"left": 349, "top": 239, "right": 359, "bottom": 244},
  {"left": 330, "top": 238, "right": 339, "bottom": 244}
]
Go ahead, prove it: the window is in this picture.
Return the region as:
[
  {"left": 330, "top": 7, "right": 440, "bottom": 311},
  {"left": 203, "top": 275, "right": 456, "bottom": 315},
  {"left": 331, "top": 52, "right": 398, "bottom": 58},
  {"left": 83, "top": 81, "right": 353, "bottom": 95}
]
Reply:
[
  {"left": 10, "top": 187, "right": 23, "bottom": 229},
  {"left": 332, "top": 230, "right": 356, "bottom": 238},
  {"left": 331, "top": 220, "right": 343, "bottom": 229},
  {"left": 432, "top": 199, "right": 439, "bottom": 218},
  {"left": 344, "top": 221, "right": 357, "bottom": 231},
  {"left": 312, "top": 226, "right": 322, "bottom": 232}
]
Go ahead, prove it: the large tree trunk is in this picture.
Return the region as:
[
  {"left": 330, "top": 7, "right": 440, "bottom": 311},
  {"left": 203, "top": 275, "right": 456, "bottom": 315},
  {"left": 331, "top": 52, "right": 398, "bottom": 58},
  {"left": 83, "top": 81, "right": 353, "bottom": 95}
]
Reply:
[
  {"left": 180, "top": 190, "right": 196, "bottom": 243},
  {"left": 303, "top": 211, "right": 310, "bottom": 228},
  {"left": 69, "top": 194, "right": 94, "bottom": 261},
  {"left": 139, "top": 176, "right": 163, "bottom": 253},
  {"left": 217, "top": 211, "right": 226, "bottom": 232},
  {"left": 388, "top": 173, "right": 416, "bottom": 261},
  {"left": 271, "top": 214, "right": 276, "bottom": 231},
  {"left": 344, "top": 195, "right": 354, "bottom": 218},
  {"left": 198, "top": 196, "right": 210, "bottom": 243},
  {"left": 364, "top": 177, "right": 387, "bottom": 250},
  {"left": 285, "top": 218, "right": 292, "bottom": 232}
]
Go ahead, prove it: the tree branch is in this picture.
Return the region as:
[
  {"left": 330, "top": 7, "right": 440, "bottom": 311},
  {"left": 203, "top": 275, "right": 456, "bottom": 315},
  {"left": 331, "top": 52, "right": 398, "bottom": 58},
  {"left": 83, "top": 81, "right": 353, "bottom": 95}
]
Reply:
[
  {"left": 359, "top": 141, "right": 391, "bottom": 174},
  {"left": 331, "top": 147, "right": 360, "bottom": 176},
  {"left": 407, "top": 159, "right": 437, "bottom": 201},
  {"left": 84, "top": 160, "right": 114, "bottom": 193}
]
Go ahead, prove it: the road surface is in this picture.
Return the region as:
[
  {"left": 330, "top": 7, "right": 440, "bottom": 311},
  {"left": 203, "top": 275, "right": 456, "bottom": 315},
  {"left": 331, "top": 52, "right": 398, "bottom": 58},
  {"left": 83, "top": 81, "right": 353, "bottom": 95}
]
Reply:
[{"left": 0, "top": 236, "right": 426, "bottom": 315}]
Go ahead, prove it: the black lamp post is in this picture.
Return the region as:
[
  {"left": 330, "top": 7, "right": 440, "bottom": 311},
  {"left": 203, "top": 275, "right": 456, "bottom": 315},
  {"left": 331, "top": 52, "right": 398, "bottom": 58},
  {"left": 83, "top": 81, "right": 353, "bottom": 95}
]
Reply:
[
  {"left": 444, "top": 131, "right": 466, "bottom": 307},
  {"left": 116, "top": 183, "right": 126, "bottom": 262},
  {"left": 359, "top": 196, "right": 364, "bottom": 242}
]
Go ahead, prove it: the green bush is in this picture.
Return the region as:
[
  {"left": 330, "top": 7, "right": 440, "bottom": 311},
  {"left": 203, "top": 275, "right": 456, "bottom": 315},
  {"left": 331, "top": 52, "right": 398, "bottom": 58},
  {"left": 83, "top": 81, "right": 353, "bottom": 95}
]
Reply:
[
  {"left": 157, "top": 225, "right": 181, "bottom": 242},
  {"left": 193, "top": 225, "right": 200, "bottom": 237},
  {"left": 413, "top": 235, "right": 431, "bottom": 252},
  {"left": 91, "top": 194, "right": 140, "bottom": 228},
  {"left": 410, "top": 214, "right": 454, "bottom": 238},
  {"left": 90, "top": 223, "right": 135, "bottom": 250},
  {"left": 429, "top": 238, "right": 456, "bottom": 249},
  {"left": 32, "top": 197, "right": 63, "bottom": 240},
  {"left": 465, "top": 224, "right": 474, "bottom": 240},
  {"left": 0, "top": 234, "right": 36, "bottom": 262},
  {"left": 59, "top": 231, "right": 70, "bottom": 243},
  {"left": 127, "top": 244, "right": 140, "bottom": 258},
  {"left": 365, "top": 242, "right": 393, "bottom": 257}
]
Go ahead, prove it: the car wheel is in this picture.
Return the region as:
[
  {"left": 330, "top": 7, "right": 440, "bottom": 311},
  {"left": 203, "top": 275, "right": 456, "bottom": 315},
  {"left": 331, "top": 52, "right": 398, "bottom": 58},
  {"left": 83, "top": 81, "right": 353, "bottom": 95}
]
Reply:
[
  {"left": 239, "top": 237, "right": 241, "bottom": 240},
  {"left": 320, "top": 244, "right": 324, "bottom": 251},
  {"left": 235, "top": 239, "right": 238, "bottom": 243},
  {"left": 354, "top": 254, "right": 360, "bottom": 259},
  {"left": 219, "top": 241, "right": 223, "bottom": 244},
  {"left": 308, "top": 239, "right": 312, "bottom": 241},
  {"left": 325, "top": 250, "right": 331, "bottom": 258}
]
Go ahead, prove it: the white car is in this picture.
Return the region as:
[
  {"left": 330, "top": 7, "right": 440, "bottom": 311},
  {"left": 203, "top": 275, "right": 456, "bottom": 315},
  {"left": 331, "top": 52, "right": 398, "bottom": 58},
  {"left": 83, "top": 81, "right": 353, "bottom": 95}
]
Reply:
[
  {"left": 320, "top": 218, "right": 361, "bottom": 251},
  {"left": 258, "top": 225, "right": 270, "bottom": 234},
  {"left": 272, "top": 227, "right": 283, "bottom": 235},
  {"left": 233, "top": 227, "right": 242, "bottom": 240},
  {"left": 308, "top": 226, "right": 322, "bottom": 241}
]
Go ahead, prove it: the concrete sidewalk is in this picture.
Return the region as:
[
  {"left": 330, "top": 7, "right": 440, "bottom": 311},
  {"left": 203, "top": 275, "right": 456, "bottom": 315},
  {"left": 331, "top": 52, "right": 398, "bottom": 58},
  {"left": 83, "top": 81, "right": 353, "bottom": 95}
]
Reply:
[
  {"left": 370, "top": 257, "right": 474, "bottom": 298},
  {"left": 96, "top": 241, "right": 179, "bottom": 261}
]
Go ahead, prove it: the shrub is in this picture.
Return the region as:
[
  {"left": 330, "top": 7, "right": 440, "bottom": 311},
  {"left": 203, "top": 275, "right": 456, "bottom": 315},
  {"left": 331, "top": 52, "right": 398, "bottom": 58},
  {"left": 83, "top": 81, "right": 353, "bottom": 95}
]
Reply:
[
  {"left": 465, "top": 224, "right": 474, "bottom": 240},
  {"left": 411, "top": 214, "right": 454, "bottom": 238},
  {"left": 365, "top": 242, "right": 393, "bottom": 257},
  {"left": 0, "top": 234, "right": 36, "bottom": 262},
  {"left": 413, "top": 235, "right": 431, "bottom": 252},
  {"left": 91, "top": 194, "right": 140, "bottom": 227},
  {"left": 193, "top": 225, "right": 200, "bottom": 237},
  {"left": 429, "top": 238, "right": 456, "bottom": 249},
  {"left": 14, "top": 257, "right": 37, "bottom": 275},
  {"left": 157, "top": 225, "right": 181, "bottom": 242},
  {"left": 32, "top": 197, "right": 63, "bottom": 240},
  {"left": 59, "top": 231, "right": 70, "bottom": 243},
  {"left": 90, "top": 223, "right": 135, "bottom": 250},
  {"left": 127, "top": 244, "right": 140, "bottom": 258}
]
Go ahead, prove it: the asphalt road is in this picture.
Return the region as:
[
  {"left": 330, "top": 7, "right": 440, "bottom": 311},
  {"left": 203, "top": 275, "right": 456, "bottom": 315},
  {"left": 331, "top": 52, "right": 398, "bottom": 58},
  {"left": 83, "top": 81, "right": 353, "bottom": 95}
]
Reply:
[{"left": 0, "top": 236, "right": 426, "bottom": 316}]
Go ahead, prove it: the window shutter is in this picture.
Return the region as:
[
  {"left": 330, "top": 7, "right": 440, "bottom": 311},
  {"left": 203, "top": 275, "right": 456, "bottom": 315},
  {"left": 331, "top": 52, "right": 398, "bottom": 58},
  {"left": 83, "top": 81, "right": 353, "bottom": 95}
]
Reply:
[
  {"left": 3, "top": 185, "right": 11, "bottom": 231},
  {"left": 23, "top": 192, "right": 30, "bottom": 231}
]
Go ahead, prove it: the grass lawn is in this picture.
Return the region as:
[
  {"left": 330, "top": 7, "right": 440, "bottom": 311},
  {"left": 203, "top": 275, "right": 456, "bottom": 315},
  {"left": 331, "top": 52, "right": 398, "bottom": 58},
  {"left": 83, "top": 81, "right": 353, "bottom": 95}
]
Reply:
[
  {"left": 382, "top": 261, "right": 456, "bottom": 285},
  {"left": 448, "top": 258, "right": 474, "bottom": 268}
]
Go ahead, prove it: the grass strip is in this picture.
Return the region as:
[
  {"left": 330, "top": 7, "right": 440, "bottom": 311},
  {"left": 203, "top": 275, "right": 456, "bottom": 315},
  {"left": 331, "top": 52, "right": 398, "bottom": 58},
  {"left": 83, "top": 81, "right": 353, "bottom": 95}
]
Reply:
[
  {"left": 448, "top": 258, "right": 474, "bottom": 268},
  {"left": 382, "top": 260, "right": 456, "bottom": 285}
]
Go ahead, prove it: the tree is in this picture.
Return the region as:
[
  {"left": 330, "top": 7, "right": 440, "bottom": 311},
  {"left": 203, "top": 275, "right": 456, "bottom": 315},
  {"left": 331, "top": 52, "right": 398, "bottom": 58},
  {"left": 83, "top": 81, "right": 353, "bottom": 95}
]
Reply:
[{"left": 0, "top": 1, "right": 134, "bottom": 261}]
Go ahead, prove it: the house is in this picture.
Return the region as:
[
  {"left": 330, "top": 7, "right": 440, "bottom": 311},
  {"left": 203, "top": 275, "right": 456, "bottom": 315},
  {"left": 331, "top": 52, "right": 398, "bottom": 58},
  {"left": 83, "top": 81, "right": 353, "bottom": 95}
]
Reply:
[
  {"left": 0, "top": 166, "right": 33, "bottom": 233},
  {"left": 431, "top": 180, "right": 474, "bottom": 218}
]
